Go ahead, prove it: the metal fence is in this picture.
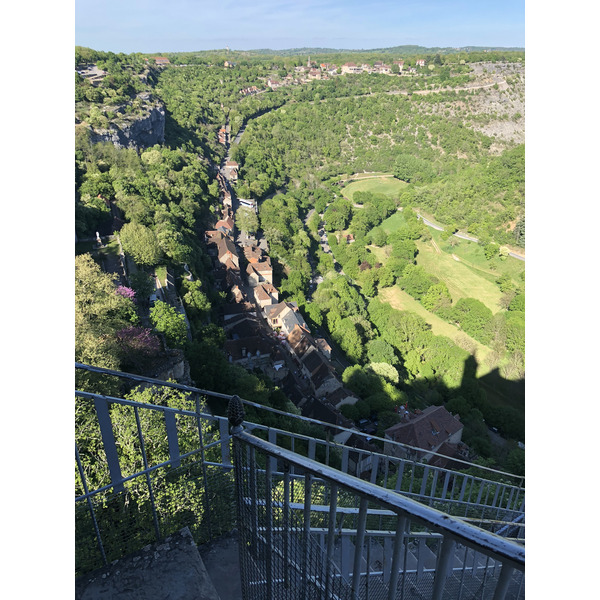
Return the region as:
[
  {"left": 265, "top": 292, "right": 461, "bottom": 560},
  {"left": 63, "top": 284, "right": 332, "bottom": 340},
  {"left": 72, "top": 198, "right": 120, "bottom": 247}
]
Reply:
[
  {"left": 75, "top": 364, "right": 525, "bottom": 585},
  {"left": 230, "top": 397, "right": 525, "bottom": 600}
]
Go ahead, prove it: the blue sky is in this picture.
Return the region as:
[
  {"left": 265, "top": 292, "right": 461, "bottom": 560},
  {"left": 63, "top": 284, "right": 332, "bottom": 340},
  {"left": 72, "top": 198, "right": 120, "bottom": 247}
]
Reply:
[{"left": 75, "top": 0, "right": 524, "bottom": 54}]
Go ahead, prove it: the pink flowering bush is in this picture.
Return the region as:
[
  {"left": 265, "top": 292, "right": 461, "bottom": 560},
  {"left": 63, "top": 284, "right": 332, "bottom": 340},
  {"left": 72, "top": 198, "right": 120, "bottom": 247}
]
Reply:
[{"left": 116, "top": 285, "right": 137, "bottom": 303}]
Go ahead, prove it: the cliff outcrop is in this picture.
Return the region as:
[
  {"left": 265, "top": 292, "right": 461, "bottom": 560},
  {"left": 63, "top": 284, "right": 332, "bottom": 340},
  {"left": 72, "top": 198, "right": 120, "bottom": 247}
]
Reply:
[{"left": 86, "top": 99, "right": 166, "bottom": 149}]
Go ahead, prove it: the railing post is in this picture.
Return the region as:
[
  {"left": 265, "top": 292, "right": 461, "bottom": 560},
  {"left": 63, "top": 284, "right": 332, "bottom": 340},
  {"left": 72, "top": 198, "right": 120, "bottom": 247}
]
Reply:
[
  {"left": 432, "top": 535, "right": 455, "bottom": 600},
  {"left": 325, "top": 483, "right": 338, "bottom": 599},
  {"left": 228, "top": 396, "right": 247, "bottom": 594},
  {"left": 387, "top": 514, "right": 407, "bottom": 600},
  {"left": 492, "top": 563, "right": 516, "bottom": 600},
  {"left": 352, "top": 497, "right": 369, "bottom": 599}
]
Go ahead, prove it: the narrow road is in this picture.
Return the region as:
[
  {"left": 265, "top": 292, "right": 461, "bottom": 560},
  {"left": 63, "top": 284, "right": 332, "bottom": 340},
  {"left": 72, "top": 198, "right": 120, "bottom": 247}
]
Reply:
[{"left": 417, "top": 213, "right": 525, "bottom": 261}]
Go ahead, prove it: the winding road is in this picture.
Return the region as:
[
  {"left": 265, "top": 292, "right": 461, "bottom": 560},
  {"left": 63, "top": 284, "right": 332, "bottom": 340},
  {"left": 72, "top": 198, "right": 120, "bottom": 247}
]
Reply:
[{"left": 417, "top": 213, "right": 524, "bottom": 261}]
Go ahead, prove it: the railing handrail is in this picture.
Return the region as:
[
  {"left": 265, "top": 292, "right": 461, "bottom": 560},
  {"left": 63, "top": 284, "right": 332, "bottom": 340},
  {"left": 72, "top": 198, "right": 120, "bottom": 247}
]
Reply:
[
  {"left": 75, "top": 362, "right": 525, "bottom": 484},
  {"left": 234, "top": 428, "right": 525, "bottom": 571}
]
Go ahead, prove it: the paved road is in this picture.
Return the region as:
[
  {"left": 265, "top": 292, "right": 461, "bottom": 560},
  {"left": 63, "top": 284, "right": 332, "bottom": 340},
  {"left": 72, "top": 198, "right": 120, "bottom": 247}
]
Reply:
[{"left": 417, "top": 213, "right": 525, "bottom": 261}]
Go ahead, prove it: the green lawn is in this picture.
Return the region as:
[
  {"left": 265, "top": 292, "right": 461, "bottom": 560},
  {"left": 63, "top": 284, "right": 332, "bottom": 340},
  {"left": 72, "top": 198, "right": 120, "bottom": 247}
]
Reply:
[
  {"left": 435, "top": 231, "right": 525, "bottom": 284},
  {"left": 379, "top": 211, "right": 407, "bottom": 234},
  {"left": 415, "top": 237, "right": 504, "bottom": 314},
  {"left": 378, "top": 286, "right": 493, "bottom": 375},
  {"left": 341, "top": 176, "right": 408, "bottom": 202}
]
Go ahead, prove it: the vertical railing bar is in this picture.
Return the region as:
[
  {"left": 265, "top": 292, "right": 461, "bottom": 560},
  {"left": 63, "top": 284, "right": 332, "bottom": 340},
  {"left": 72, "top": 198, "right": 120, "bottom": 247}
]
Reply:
[
  {"left": 325, "top": 482, "right": 338, "bottom": 599},
  {"left": 505, "top": 487, "right": 515, "bottom": 512},
  {"left": 383, "top": 456, "right": 389, "bottom": 488},
  {"left": 459, "top": 476, "right": 468, "bottom": 505},
  {"left": 395, "top": 461, "right": 405, "bottom": 493},
  {"left": 342, "top": 446, "right": 349, "bottom": 474},
  {"left": 93, "top": 396, "right": 124, "bottom": 493},
  {"left": 370, "top": 455, "right": 379, "bottom": 484},
  {"left": 163, "top": 411, "right": 181, "bottom": 469},
  {"left": 456, "top": 544, "right": 469, "bottom": 600},
  {"left": 301, "top": 472, "right": 313, "bottom": 600},
  {"left": 283, "top": 464, "right": 290, "bottom": 590},
  {"left": 429, "top": 469, "right": 439, "bottom": 504},
  {"left": 491, "top": 484, "right": 501, "bottom": 508},
  {"left": 265, "top": 453, "right": 273, "bottom": 599},
  {"left": 75, "top": 443, "right": 108, "bottom": 566},
  {"left": 308, "top": 438, "right": 316, "bottom": 461},
  {"left": 219, "top": 419, "right": 231, "bottom": 466},
  {"left": 432, "top": 535, "right": 455, "bottom": 600},
  {"left": 467, "top": 476, "right": 475, "bottom": 508},
  {"left": 249, "top": 446, "right": 259, "bottom": 556},
  {"left": 268, "top": 429, "right": 277, "bottom": 474},
  {"left": 366, "top": 535, "right": 371, "bottom": 600},
  {"left": 133, "top": 406, "right": 161, "bottom": 542},
  {"left": 479, "top": 554, "right": 492, "bottom": 599},
  {"left": 419, "top": 466, "right": 430, "bottom": 497},
  {"left": 408, "top": 463, "right": 416, "bottom": 495},
  {"left": 441, "top": 471, "right": 451, "bottom": 500},
  {"left": 400, "top": 522, "right": 410, "bottom": 600},
  {"left": 194, "top": 394, "right": 213, "bottom": 540},
  {"left": 352, "top": 496, "right": 368, "bottom": 599},
  {"left": 291, "top": 435, "right": 295, "bottom": 476}
]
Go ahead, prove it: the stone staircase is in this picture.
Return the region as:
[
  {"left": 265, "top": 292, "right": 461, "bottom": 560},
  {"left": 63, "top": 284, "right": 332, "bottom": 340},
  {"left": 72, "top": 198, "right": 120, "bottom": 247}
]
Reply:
[{"left": 75, "top": 527, "right": 243, "bottom": 600}]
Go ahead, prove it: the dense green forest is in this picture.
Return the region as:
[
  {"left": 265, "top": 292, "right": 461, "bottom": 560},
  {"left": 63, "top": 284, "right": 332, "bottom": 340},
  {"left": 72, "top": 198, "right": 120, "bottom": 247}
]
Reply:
[{"left": 75, "top": 47, "right": 525, "bottom": 479}]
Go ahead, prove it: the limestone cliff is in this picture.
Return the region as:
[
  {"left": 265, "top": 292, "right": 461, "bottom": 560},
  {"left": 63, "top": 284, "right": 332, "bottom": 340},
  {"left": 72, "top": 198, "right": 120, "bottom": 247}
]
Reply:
[{"left": 86, "top": 99, "right": 166, "bottom": 149}]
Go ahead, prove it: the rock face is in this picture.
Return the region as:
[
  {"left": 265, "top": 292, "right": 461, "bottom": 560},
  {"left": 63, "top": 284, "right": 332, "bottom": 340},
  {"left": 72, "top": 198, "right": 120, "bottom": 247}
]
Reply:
[{"left": 88, "top": 104, "right": 166, "bottom": 149}]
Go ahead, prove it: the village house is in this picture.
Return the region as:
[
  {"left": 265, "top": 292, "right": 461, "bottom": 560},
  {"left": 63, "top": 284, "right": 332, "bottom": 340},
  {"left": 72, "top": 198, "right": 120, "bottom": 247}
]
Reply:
[
  {"left": 323, "top": 387, "right": 360, "bottom": 411},
  {"left": 341, "top": 62, "right": 362, "bottom": 75},
  {"left": 153, "top": 57, "right": 170, "bottom": 66},
  {"left": 215, "top": 216, "right": 235, "bottom": 237},
  {"left": 286, "top": 324, "right": 315, "bottom": 359},
  {"left": 416, "top": 59, "right": 426, "bottom": 67},
  {"left": 216, "top": 236, "right": 239, "bottom": 269},
  {"left": 222, "top": 302, "right": 256, "bottom": 322},
  {"left": 243, "top": 245, "right": 263, "bottom": 264},
  {"left": 383, "top": 405, "right": 463, "bottom": 463},
  {"left": 315, "top": 337, "right": 332, "bottom": 360},
  {"left": 264, "top": 301, "right": 308, "bottom": 335},
  {"left": 253, "top": 282, "right": 279, "bottom": 309},
  {"left": 246, "top": 259, "right": 273, "bottom": 287},
  {"left": 224, "top": 161, "right": 239, "bottom": 181},
  {"left": 393, "top": 60, "right": 404, "bottom": 72},
  {"left": 224, "top": 337, "right": 274, "bottom": 369}
]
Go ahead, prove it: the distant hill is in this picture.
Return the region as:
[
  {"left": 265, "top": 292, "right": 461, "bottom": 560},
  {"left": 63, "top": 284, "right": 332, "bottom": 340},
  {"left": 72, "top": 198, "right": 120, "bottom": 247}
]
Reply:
[{"left": 248, "top": 45, "right": 524, "bottom": 56}]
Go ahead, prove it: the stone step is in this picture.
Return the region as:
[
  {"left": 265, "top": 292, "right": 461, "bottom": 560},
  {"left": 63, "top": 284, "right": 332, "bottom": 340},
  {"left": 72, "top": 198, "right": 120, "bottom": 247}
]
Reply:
[
  {"left": 75, "top": 527, "right": 221, "bottom": 600},
  {"left": 198, "top": 530, "right": 243, "bottom": 600}
]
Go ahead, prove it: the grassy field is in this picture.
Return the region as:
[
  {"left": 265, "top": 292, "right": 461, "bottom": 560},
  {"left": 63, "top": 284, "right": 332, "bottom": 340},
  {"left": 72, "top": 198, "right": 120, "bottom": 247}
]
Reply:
[
  {"left": 379, "top": 211, "right": 407, "bottom": 234},
  {"left": 414, "top": 237, "right": 505, "bottom": 314},
  {"left": 378, "top": 287, "right": 493, "bottom": 374},
  {"left": 341, "top": 176, "right": 408, "bottom": 202},
  {"left": 374, "top": 215, "right": 524, "bottom": 313}
]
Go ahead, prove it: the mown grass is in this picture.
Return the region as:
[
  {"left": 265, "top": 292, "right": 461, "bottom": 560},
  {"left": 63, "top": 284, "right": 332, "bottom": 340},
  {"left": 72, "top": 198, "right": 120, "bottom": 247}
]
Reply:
[
  {"left": 341, "top": 176, "right": 408, "bottom": 202},
  {"left": 378, "top": 286, "right": 493, "bottom": 375},
  {"left": 379, "top": 210, "right": 407, "bottom": 233},
  {"left": 414, "top": 236, "right": 505, "bottom": 314}
]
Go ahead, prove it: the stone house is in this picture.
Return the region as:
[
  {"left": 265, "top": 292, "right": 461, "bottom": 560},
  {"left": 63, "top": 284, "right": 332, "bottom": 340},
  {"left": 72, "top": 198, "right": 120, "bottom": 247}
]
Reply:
[
  {"left": 383, "top": 405, "right": 463, "bottom": 462},
  {"left": 264, "top": 301, "right": 307, "bottom": 335}
]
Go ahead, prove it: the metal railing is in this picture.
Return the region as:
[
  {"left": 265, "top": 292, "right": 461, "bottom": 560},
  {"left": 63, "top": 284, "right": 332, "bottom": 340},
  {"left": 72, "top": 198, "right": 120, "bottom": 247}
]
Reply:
[
  {"left": 229, "top": 396, "right": 525, "bottom": 600},
  {"left": 75, "top": 363, "right": 525, "bottom": 586}
]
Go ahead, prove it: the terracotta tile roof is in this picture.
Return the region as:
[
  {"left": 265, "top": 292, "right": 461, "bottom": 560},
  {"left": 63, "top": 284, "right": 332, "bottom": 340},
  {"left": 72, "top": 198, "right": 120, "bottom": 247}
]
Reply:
[{"left": 385, "top": 406, "right": 462, "bottom": 451}]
